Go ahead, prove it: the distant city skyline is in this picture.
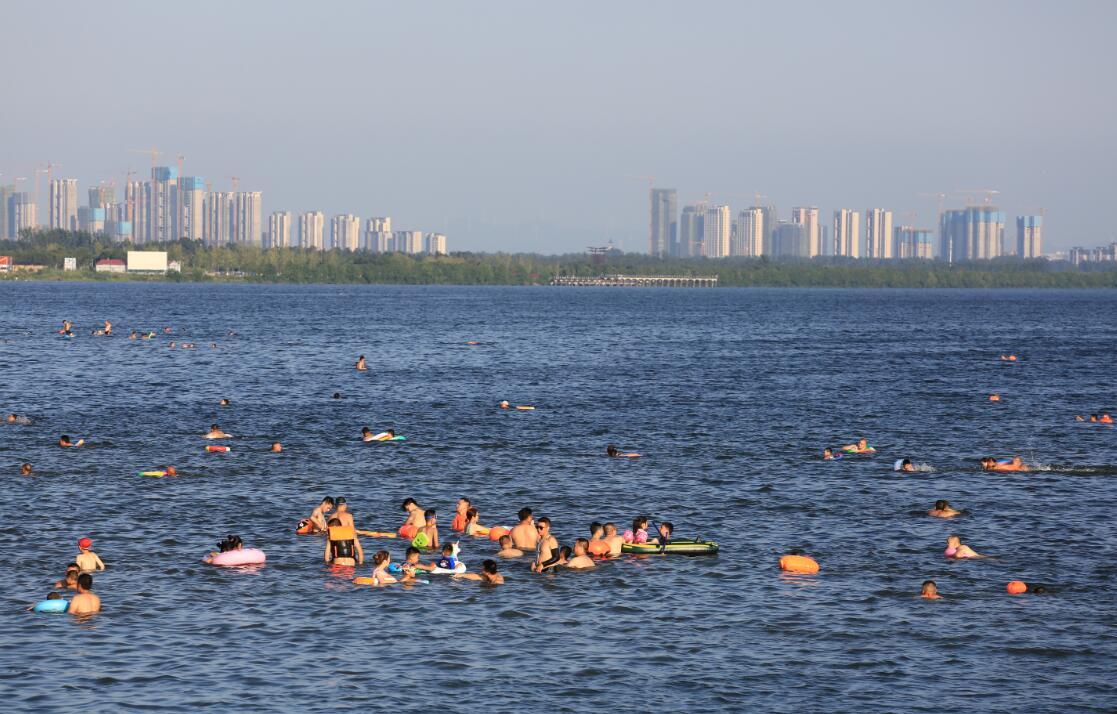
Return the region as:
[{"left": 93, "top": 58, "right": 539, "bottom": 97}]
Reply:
[{"left": 1, "top": 3, "right": 1115, "bottom": 252}]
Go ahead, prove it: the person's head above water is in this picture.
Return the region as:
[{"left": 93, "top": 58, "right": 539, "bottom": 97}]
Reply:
[
  {"left": 921, "top": 580, "right": 939, "bottom": 598},
  {"left": 335, "top": 497, "right": 347, "bottom": 511},
  {"left": 632, "top": 516, "right": 648, "bottom": 532},
  {"left": 659, "top": 522, "right": 674, "bottom": 536},
  {"left": 465, "top": 507, "right": 479, "bottom": 522},
  {"left": 424, "top": 509, "right": 436, "bottom": 523},
  {"left": 901, "top": 458, "right": 912, "bottom": 467},
  {"left": 517, "top": 507, "right": 533, "bottom": 523},
  {"left": 372, "top": 550, "right": 390, "bottom": 566},
  {"left": 536, "top": 516, "right": 551, "bottom": 533},
  {"left": 6, "top": 413, "right": 16, "bottom": 423},
  {"left": 219, "top": 398, "right": 230, "bottom": 406},
  {"left": 441, "top": 543, "right": 454, "bottom": 556},
  {"left": 270, "top": 442, "right": 282, "bottom": 452},
  {"left": 20, "top": 463, "right": 32, "bottom": 475},
  {"left": 402, "top": 498, "right": 418, "bottom": 511},
  {"left": 498, "top": 535, "right": 513, "bottom": 548},
  {"left": 59, "top": 435, "right": 71, "bottom": 445},
  {"left": 77, "top": 573, "right": 93, "bottom": 591},
  {"left": 590, "top": 521, "right": 603, "bottom": 537},
  {"left": 321, "top": 496, "right": 335, "bottom": 509},
  {"left": 332, "top": 392, "right": 341, "bottom": 399},
  {"left": 604, "top": 522, "right": 617, "bottom": 535},
  {"left": 934, "top": 499, "right": 950, "bottom": 511},
  {"left": 482, "top": 559, "right": 498, "bottom": 575},
  {"left": 606, "top": 444, "right": 619, "bottom": 457}
]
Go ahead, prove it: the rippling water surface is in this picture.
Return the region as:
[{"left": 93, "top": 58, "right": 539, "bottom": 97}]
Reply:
[{"left": 1, "top": 283, "right": 1116, "bottom": 712}]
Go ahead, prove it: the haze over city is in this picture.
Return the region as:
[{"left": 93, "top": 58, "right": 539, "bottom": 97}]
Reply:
[{"left": 1, "top": 0, "right": 1114, "bottom": 253}]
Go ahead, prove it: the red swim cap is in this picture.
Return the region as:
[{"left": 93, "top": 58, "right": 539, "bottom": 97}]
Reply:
[{"left": 78, "top": 537, "right": 92, "bottom": 549}]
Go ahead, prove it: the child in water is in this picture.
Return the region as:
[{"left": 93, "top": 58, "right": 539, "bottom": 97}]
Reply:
[
  {"left": 75, "top": 538, "right": 105, "bottom": 572},
  {"left": 411, "top": 510, "right": 439, "bottom": 550},
  {"left": 436, "top": 543, "right": 460, "bottom": 571},
  {"left": 623, "top": 516, "right": 650, "bottom": 544},
  {"left": 921, "top": 580, "right": 942, "bottom": 599}
]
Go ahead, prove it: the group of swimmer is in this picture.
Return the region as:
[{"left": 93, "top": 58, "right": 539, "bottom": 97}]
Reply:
[{"left": 26, "top": 537, "right": 104, "bottom": 615}]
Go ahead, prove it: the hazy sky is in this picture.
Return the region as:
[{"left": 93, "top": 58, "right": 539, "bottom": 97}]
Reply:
[{"left": 2, "top": 1, "right": 1114, "bottom": 253}]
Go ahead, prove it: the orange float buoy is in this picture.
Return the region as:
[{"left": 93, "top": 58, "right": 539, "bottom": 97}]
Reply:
[
  {"left": 206, "top": 444, "right": 230, "bottom": 453},
  {"left": 989, "top": 394, "right": 1000, "bottom": 402},
  {"left": 488, "top": 526, "right": 510, "bottom": 541},
  {"left": 1006, "top": 580, "right": 1027, "bottom": 595},
  {"left": 779, "top": 554, "right": 820, "bottom": 574},
  {"left": 398, "top": 524, "right": 418, "bottom": 539}
]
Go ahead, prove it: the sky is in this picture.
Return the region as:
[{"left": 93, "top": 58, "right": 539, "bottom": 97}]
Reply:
[{"left": 1, "top": 0, "right": 1114, "bottom": 253}]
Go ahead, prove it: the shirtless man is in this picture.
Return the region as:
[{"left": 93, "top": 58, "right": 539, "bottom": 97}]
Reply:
[
  {"left": 510, "top": 507, "right": 538, "bottom": 551},
  {"left": 565, "top": 539, "right": 596, "bottom": 569},
  {"left": 68, "top": 574, "right": 101, "bottom": 615},
  {"left": 309, "top": 497, "right": 335, "bottom": 533},
  {"left": 495, "top": 535, "right": 523, "bottom": 558},
  {"left": 455, "top": 559, "right": 504, "bottom": 584},
  {"left": 334, "top": 497, "right": 355, "bottom": 528},
  {"left": 401, "top": 498, "right": 427, "bottom": 532},
  {"left": 602, "top": 523, "right": 624, "bottom": 557},
  {"left": 204, "top": 424, "right": 231, "bottom": 439},
  {"left": 530, "top": 517, "right": 559, "bottom": 572},
  {"left": 103, "top": 320, "right": 112, "bottom": 336},
  {"left": 928, "top": 500, "right": 962, "bottom": 518},
  {"left": 20, "top": 463, "right": 32, "bottom": 476},
  {"left": 356, "top": 355, "right": 367, "bottom": 371},
  {"left": 59, "top": 435, "right": 84, "bottom": 448}
]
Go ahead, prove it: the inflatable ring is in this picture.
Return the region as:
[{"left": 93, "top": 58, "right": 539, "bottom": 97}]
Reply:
[
  {"left": 31, "top": 599, "right": 69, "bottom": 613},
  {"left": 206, "top": 445, "right": 230, "bottom": 453},
  {"left": 488, "top": 526, "right": 510, "bottom": 542},
  {"left": 779, "top": 554, "right": 820, "bottom": 574},
  {"left": 206, "top": 548, "right": 266, "bottom": 566}
]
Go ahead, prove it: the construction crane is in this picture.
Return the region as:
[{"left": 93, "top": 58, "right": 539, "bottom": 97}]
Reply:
[
  {"left": 129, "top": 148, "right": 162, "bottom": 169},
  {"left": 227, "top": 176, "right": 240, "bottom": 192},
  {"left": 918, "top": 192, "right": 946, "bottom": 219},
  {"left": 754, "top": 192, "right": 769, "bottom": 208},
  {"left": 954, "top": 188, "right": 999, "bottom": 206}
]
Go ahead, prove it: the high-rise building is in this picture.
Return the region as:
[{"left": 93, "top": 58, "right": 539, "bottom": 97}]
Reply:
[
  {"left": 0, "top": 184, "right": 15, "bottom": 239},
  {"left": 267, "top": 211, "right": 292, "bottom": 248},
  {"left": 732, "top": 207, "right": 764, "bottom": 257},
  {"left": 649, "top": 188, "right": 677, "bottom": 257},
  {"left": 203, "top": 191, "right": 234, "bottom": 246},
  {"left": 233, "top": 192, "right": 262, "bottom": 245},
  {"left": 703, "top": 205, "right": 731, "bottom": 258},
  {"left": 363, "top": 217, "right": 392, "bottom": 252},
  {"left": 864, "top": 208, "right": 893, "bottom": 259},
  {"left": 424, "top": 233, "right": 447, "bottom": 255},
  {"left": 88, "top": 185, "right": 115, "bottom": 211},
  {"left": 893, "top": 226, "right": 935, "bottom": 259},
  {"left": 940, "top": 207, "right": 1005, "bottom": 261},
  {"left": 124, "top": 181, "right": 145, "bottom": 242},
  {"left": 173, "top": 177, "right": 205, "bottom": 241},
  {"left": 678, "top": 204, "right": 705, "bottom": 257},
  {"left": 759, "top": 204, "right": 778, "bottom": 255},
  {"left": 78, "top": 207, "right": 106, "bottom": 234},
  {"left": 330, "top": 214, "right": 360, "bottom": 251},
  {"left": 299, "top": 211, "right": 325, "bottom": 250},
  {"left": 774, "top": 221, "right": 805, "bottom": 257},
  {"left": 833, "top": 209, "right": 860, "bottom": 258},
  {"left": 49, "top": 178, "right": 79, "bottom": 231},
  {"left": 146, "top": 166, "right": 178, "bottom": 243},
  {"left": 791, "top": 206, "right": 820, "bottom": 257},
  {"left": 1016, "top": 215, "right": 1042, "bottom": 258},
  {"left": 8, "top": 192, "right": 36, "bottom": 237},
  {"left": 395, "top": 230, "right": 423, "bottom": 254}
]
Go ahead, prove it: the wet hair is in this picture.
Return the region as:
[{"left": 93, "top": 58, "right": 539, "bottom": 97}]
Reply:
[
  {"left": 321, "top": 497, "right": 335, "bottom": 507},
  {"left": 1031, "top": 585, "right": 1047, "bottom": 594},
  {"left": 20, "top": 463, "right": 32, "bottom": 474},
  {"left": 558, "top": 545, "right": 572, "bottom": 560},
  {"left": 405, "top": 546, "right": 420, "bottom": 557},
  {"left": 787, "top": 548, "right": 804, "bottom": 556},
  {"left": 537, "top": 516, "right": 551, "bottom": 528},
  {"left": 604, "top": 522, "right": 617, "bottom": 534},
  {"left": 219, "top": 398, "right": 229, "bottom": 405},
  {"left": 659, "top": 521, "right": 674, "bottom": 535},
  {"left": 336, "top": 497, "right": 346, "bottom": 506},
  {"left": 934, "top": 500, "right": 949, "bottom": 510},
  {"left": 574, "top": 537, "right": 589, "bottom": 553},
  {"left": 466, "top": 507, "right": 479, "bottom": 521},
  {"left": 922, "top": 579, "right": 936, "bottom": 588},
  {"left": 517, "top": 507, "right": 533, "bottom": 522},
  {"left": 358, "top": 355, "right": 365, "bottom": 360},
  {"left": 402, "top": 498, "right": 417, "bottom": 510},
  {"left": 424, "top": 509, "right": 436, "bottom": 520},
  {"left": 60, "top": 435, "right": 71, "bottom": 443},
  {"left": 78, "top": 573, "right": 93, "bottom": 590},
  {"left": 327, "top": 518, "right": 341, "bottom": 527},
  {"left": 66, "top": 563, "right": 79, "bottom": 572},
  {"left": 210, "top": 424, "right": 218, "bottom": 431},
  {"left": 332, "top": 392, "right": 341, "bottom": 399},
  {"left": 386, "top": 429, "right": 395, "bottom": 436},
  {"left": 901, "top": 458, "right": 912, "bottom": 467},
  {"left": 217, "top": 534, "right": 243, "bottom": 552},
  {"left": 442, "top": 544, "right": 453, "bottom": 555},
  {"left": 606, "top": 444, "right": 619, "bottom": 456},
  {"left": 362, "top": 427, "right": 370, "bottom": 435},
  {"left": 590, "top": 521, "right": 603, "bottom": 535},
  {"left": 46, "top": 591, "right": 62, "bottom": 600},
  {"left": 498, "top": 535, "right": 513, "bottom": 547},
  {"left": 482, "top": 559, "right": 498, "bottom": 574},
  {"left": 372, "top": 550, "right": 390, "bottom": 566},
  {"left": 632, "top": 516, "right": 648, "bottom": 531}
]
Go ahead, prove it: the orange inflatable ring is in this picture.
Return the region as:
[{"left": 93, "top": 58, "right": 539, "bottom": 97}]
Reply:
[
  {"left": 779, "top": 554, "right": 820, "bottom": 574},
  {"left": 1006, "top": 580, "right": 1027, "bottom": 595},
  {"left": 295, "top": 520, "right": 314, "bottom": 535},
  {"left": 398, "top": 524, "right": 418, "bottom": 539},
  {"left": 488, "top": 526, "right": 509, "bottom": 541},
  {"left": 587, "top": 540, "right": 610, "bottom": 557}
]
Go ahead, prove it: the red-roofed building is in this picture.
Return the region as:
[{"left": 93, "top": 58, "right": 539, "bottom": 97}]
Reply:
[{"left": 94, "top": 258, "right": 126, "bottom": 273}]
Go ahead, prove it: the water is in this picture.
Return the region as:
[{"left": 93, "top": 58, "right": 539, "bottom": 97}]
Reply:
[{"left": 1, "top": 283, "right": 1116, "bottom": 712}]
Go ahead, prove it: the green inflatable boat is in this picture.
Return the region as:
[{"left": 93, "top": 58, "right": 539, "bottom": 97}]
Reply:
[{"left": 621, "top": 539, "right": 718, "bottom": 555}]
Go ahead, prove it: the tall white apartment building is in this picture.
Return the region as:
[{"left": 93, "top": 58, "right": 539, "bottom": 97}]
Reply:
[
  {"left": 299, "top": 211, "right": 325, "bottom": 250},
  {"left": 791, "top": 206, "right": 820, "bottom": 257},
  {"left": 267, "top": 211, "right": 292, "bottom": 248},
  {"left": 702, "top": 205, "right": 731, "bottom": 258},
  {"left": 833, "top": 208, "right": 861, "bottom": 258},
  {"left": 49, "top": 178, "right": 79, "bottom": 231},
  {"left": 732, "top": 207, "right": 764, "bottom": 257},
  {"left": 330, "top": 214, "right": 361, "bottom": 251},
  {"left": 865, "top": 208, "right": 893, "bottom": 259}
]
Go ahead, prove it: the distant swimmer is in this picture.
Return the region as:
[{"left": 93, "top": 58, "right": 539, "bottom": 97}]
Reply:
[
  {"left": 841, "top": 438, "right": 875, "bottom": 454},
  {"left": 944, "top": 534, "right": 984, "bottom": 559},
  {"left": 498, "top": 400, "right": 535, "bottom": 410},
  {"left": 325, "top": 518, "right": 364, "bottom": 566},
  {"left": 565, "top": 539, "right": 596, "bottom": 569},
  {"left": 1101, "top": 413, "right": 1114, "bottom": 424},
  {"left": 607, "top": 444, "right": 641, "bottom": 458},
  {"left": 362, "top": 427, "right": 396, "bottom": 442},
  {"left": 54, "top": 564, "right": 80, "bottom": 590},
  {"left": 822, "top": 447, "right": 842, "bottom": 461},
  {"left": 60, "top": 319, "right": 74, "bottom": 336},
  {"left": 921, "top": 580, "right": 942, "bottom": 600},
  {"left": 365, "top": 550, "right": 397, "bottom": 586},
  {"left": 129, "top": 330, "right": 138, "bottom": 340},
  {"left": 20, "top": 463, "right": 32, "bottom": 476},
  {"left": 896, "top": 458, "right": 916, "bottom": 473},
  {"left": 7, "top": 413, "right": 31, "bottom": 425},
  {"left": 332, "top": 392, "right": 342, "bottom": 399},
  {"left": 454, "top": 559, "right": 504, "bottom": 584},
  {"left": 495, "top": 535, "right": 524, "bottom": 558},
  {"left": 164, "top": 327, "right": 173, "bottom": 334},
  {"left": 219, "top": 398, "right": 230, "bottom": 407},
  {"left": 981, "top": 456, "right": 1030, "bottom": 473},
  {"left": 103, "top": 320, "right": 112, "bottom": 336},
  {"left": 510, "top": 507, "right": 539, "bottom": 551},
  {"left": 928, "top": 500, "right": 962, "bottom": 518},
  {"left": 356, "top": 355, "right": 367, "bottom": 371},
  {"left": 58, "top": 435, "right": 84, "bottom": 448},
  {"left": 1000, "top": 354, "right": 1018, "bottom": 362},
  {"left": 67, "top": 574, "right": 101, "bottom": 616},
  {"left": 602, "top": 523, "right": 624, "bottom": 556},
  {"left": 75, "top": 538, "right": 105, "bottom": 572},
  {"left": 204, "top": 424, "right": 231, "bottom": 439},
  {"left": 989, "top": 394, "right": 1001, "bottom": 402},
  {"left": 270, "top": 442, "right": 282, "bottom": 453}
]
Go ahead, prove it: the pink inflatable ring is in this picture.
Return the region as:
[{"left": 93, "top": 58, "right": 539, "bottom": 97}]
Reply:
[{"left": 205, "top": 548, "right": 267, "bottom": 566}]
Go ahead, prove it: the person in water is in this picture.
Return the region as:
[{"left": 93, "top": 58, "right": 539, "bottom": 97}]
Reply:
[
  {"left": 219, "top": 398, "right": 230, "bottom": 407},
  {"left": 75, "top": 538, "right": 105, "bottom": 572},
  {"left": 463, "top": 507, "right": 488, "bottom": 537},
  {"left": 510, "top": 507, "right": 538, "bottom": 551},
  {"left": 530, "top": 517, "right": 559, "bottom": 573},
  {"left": 412, "top": 510, "right": 439, "bottom": 550},
  {"left": 20, "top": 462, "right": 32, "bottom": 476},
  {"left": 54, "top": 564, "right": 80, "bottom": 590},
  {"left": 401, "top": 546, "right": 435, "bottom": 573},
  {"left": 603, "top": 523, "right": 624, "bottom": 556},
  {"left": 623, "top": 516, "right": 650, "bottom": 544},
  {"left": 565, "top": 539, "right": 596, "bottom": 569},
  {"left": 67, "top": 574, "right": 101, "bottom": 616},
  {"left": 366, "top": 550, "right": 397, "bottom": 585},
  {"left": 400, "top": 498, "right": 427, "bottom": 535},
  {"left": 842, "top": 438, "right": 873, "bottom": 453},
  {"left": 270, "top": 442, "right": 282, "bottom": 453},
  {"left": 898, "top": 458, "right": 916, "bottom": 472},
  {"left": 822, "top": 447, "right": 838, "bottom": 461},
  {"left": 308, "top": 497, "right": 335, "bottom": 534},
  {"left": 536, "top": 546, "right": 571, "bottom": 573},
  {"left": 356, "top": 355, "right": 367, "bottom": 371},
  {"left": 333, "top": 497, "right": 355, "bottom": 529},
  {"left": 455, "top": 559, "right": 504, "bottom": 584},
  {"left": 28, "top": 591, "right": 66, "bottom": 612},
  {"left": 928, "top": 500, "right": 962, "bottom": 518},
  {"left": 59, "top": 435, "right": 84, "bottom": 448},
  {"left": 1100, "top": 412, "right": 1113, "bottom": 424},
  {"left": 944, "top": 534, "right": 984, "bottom": 559},
  {"left": 495, "top": 535, "right": 523, "bottom": 558},
  {"left": 921, "top": 580, "right": 942, "bottom": 599},
  {"left": 451, "top": 498, "right": 471, "bottom": 532},
  {"left": 606, "top": 444, "right": 640, "bottom": 458},
  {"left": 982, "top": 456, "right": 1030, "bottom": 473},
  {"left": 324, "top": 517, "right": 364, "bottom": 566},
  {"left": 204, "top": 424, "right": 231, "bottom": 439},
  {"left": 435, "top": 543, "right": 460, "bottom": 571},
  {"left": 332, "top": 392, "right": 342, "bottom": 399}
]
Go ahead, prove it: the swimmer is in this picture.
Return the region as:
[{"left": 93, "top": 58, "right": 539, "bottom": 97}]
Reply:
[
  {"left": 401, "top": 546, "right": 435, "bottom": 573},
  {"left": 989, "top": 394, "right": 1000, "bottom": 402},
  {"left": 435, "top": 543, "right": 460, "bottom": 571},
  {"left": 921, "top": 580, "right": 942, "bottom": 599},
  {"left": 364, "top": 550, "right": 398, "bottom": 586},
  {"left": 602, "top": 523, "right": 624, "bottom": 556},
  {"left": 219, "top": 398, "right": 230, "bottom": 407},
  {"left": 606, "top": 444, "right": 641, "bottom": 458},
  {"left": 623, "top": 516, "right": 650, "bottom": 544},
  {"left": 983, "top": 456, "right": 1030, "bottom": 473},
  {"left": 59, "top": 435, "right": 84, "bottom": 448},
  {"left": 103, "top": 320, "right": 112, "bottom": 336},
  {"left": 362, "top": 427, "right": 395, "bottom": 442},
  {"left": 208, "top": 534, "right": 244, "bottom": 560},
  {"left": 454, "top": 559, "right": 504, "bottom": 584},
  {"left": 67, "top": 574, "right": 101, "bottom": 616},
  {"left": 27, "top": 591, "right": 66, "bottom": 612},
  {"left": 565, "top": 539, "right": 596, "bottom": 569},
  {"left": 325, "top": 518, "right": 363, "bottom": 566},
  {"left": 822, "top": 447, "right": 839, "bottom": 461},
  {"left": 204, "top": 424, "right": 231, "bottom": 439},
  {"left": 1075, "top": 415, "right": 1085, "bottom": 421},
  {"left": 530, "top": 517, "right": 559, "bottom": 572},
  {"left": 898, "top": 458, "right": 916, "bottom": 473},
  {"left": 356, "top": 355, "right": 367, "bottom": 371},
  {"left": 499, "top": 400, "right": 510, "bottom": 409},
  {"left": 495, "top": 535, "right": 524, "bottom": 558},
  {"left": 129, "top": 330, "right": 138, "bottom": 340},
  {"left": 54, "top": 564, "right": 80, "bottom": 590},
  {"left": 164, "top": 327, "right": 173, "bottom": 334},
  {"left": 463, "top": 507, "right": 489, "bottom": 537},
  {"left": 332, "top": 392, "right": 342, "bottom": 399},
  {"left": 928, "top": 500, "right": 962, "bottom": 518},
  {"left": 334, "top": 497, "right": 355, "bottom": 529},
  {"left": 60, "top": 319, "right": 73, "bottom": 335},
  {"left": 510, "top": 507, "right": 538, "bottom": 551},
  {"left": 309, "top": 497, "right": 335, "bottom": 534},
  {"left": 536, "top": 546, "right": 571, "bottom": 573},
  {"left": 1101, "top": 413, "right": 1114, "bottom": 424},
  {"left": 944, "top": 534, "right": 984, "bottom": 559},
  {"left": 270, "top": 442, "right": 282, "bottom": 453},
  {"left": 841, "top": 438, "right": 874, "bottom": 454},
  {"left": 20, "top": 462, "right": 32, "bottom": 476},
  {"left": 451, "top": 498, "right": 471, "bottom": 532},
  {"left": 1031, "top": 585, "right": 1048, "bottom": 594},
  {"left": 6, "top": 413, "right": 16, "bottom": 424},
  {"left": 169, "top": 341, "right": 176, "bottom": 348},
  {"left": 1089, "top": 414, "right": 1099, "bottom": 423},
  {"left": 412, "top": 510, "right": 439, "bottom": 550}
]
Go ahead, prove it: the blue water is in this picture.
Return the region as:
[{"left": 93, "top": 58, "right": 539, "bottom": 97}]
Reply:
[{"left": 1, "top": 283, "right": 1115, "bottom": 712}]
